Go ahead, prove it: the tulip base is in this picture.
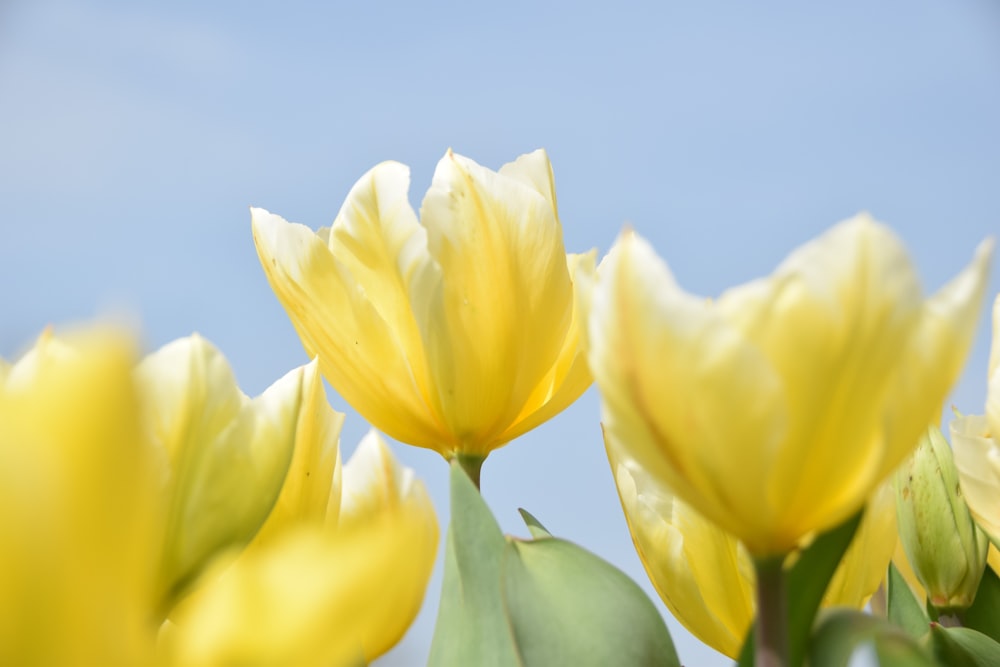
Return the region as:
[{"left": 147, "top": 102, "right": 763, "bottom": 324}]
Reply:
[{"left": 754, "top": 556, "right": 788, "bottom": 667}]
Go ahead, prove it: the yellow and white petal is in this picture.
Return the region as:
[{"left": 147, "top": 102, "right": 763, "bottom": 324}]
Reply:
[
  {"left": 253, "top": 207, "right": 444, "bottom": 450},
  {"left": 823, "top": 480, "right": 897, "bottom": 608},
  {"left": 607, "top": 432, "right": 753, "bottom": 659},
  {"left": 952, "top": 414, "right": 1000, "bottom": 543},
  {"left": 0, "top": 329, "right": 158, "bottom": 665},
  {"left": 987, "top": 295, "right": 1000, "bottom": 440},
  {"left": 497, "top": 148, "right": 560, "bottom": 219},
  {"left": 251, "top": 357, "right": 345, "bottom": 547},
  {"left": 499, "top": 251, "right": 596, "bottom": 445},
  {"left": 590, "top": 229, "right": 788, "bottom": 554},
  {"left": 415, "top": 150, "right": 574, "bottom": 455},
  {"left": 138, "top": 335, "right": 301, "bottom": 609},
  {"left": 717, "top": 215, "right": 925, "bottom": 547},
  {"left": 166, "top": 436, "right": 439, "bottom": 666}
]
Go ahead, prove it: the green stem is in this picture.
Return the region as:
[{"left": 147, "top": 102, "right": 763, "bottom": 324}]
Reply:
[
  {"left": 454, "top": 453, "right": 485, "bottom": 491},
  {"left": 754, "top": 556, "right": 788, "bottom": 667}
]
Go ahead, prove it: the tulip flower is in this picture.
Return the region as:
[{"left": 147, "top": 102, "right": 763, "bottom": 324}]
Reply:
[
  {"left": 896, "top": 425, "right": 988, "bottom": 613},
  {"left": 136, "top": 335, "right": 309, "bottom": 611},
  {"left": 953, "top": 295, "right": 1000, "bottom": 546},
  {"left": 608, "top": 435, "right": 896, "bottom": 659},
  {"left": 164, "top": 431, "right": 439, "bottom": 666},
  {"left": 252, "top": 149, "right": 594, "bottom": 467},
  {"left": 587, "top": 216, "right": 992, "bottom": 557},
  {"left": 0, "top": 329, "right": 160, "bottom": 665}
]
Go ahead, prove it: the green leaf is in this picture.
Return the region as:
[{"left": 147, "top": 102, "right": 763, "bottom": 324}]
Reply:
[
  {"left": 737, "top": 511, "right": 863, "bottom": 667},
  {"left": 427, "top": 462, "right": 521, "bottom": 667},
  {"left": 518, "top": 508, "right": 552, "bottom": 539},
  {"left": 808, "top": 609, "right": 935, "bottom": 667},
  {"left": 502, "top": 535, "right": 680, "bottom": 667},
  {"left": 927, "top": 625, "right": 1000, "bottom": 666},
  {"left": 963, "top": 564, "right": 1000, "bottom": 642},
  {"left": 888, "top": 562, "right": 929, "bottom": 638}
]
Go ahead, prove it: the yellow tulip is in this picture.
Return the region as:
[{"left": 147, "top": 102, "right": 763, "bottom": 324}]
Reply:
[
  {"left": 252, "top": 149, "right": 594, "bottom": 460},
  {"left": 608, "top": 433, "right": 895, "bottom": 659},
  {"left": 137, "top": 334, "right": 307, "bottom": 611},
  {"left": 588, "top": 216, "right": 992, "bottom": 556},
  {"left": 0, "top": 329, "right": 160, "bottom": 665},
  {"left": 952, "top": 296, "right": 1000, "bottom": 546},
  {"left": 165, "top": 430, "right": 439, "bottom": 666}
]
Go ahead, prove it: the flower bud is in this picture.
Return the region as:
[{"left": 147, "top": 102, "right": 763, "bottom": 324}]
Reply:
[{"left": 896, "top": 425, "right": 989, "bottom": 613}]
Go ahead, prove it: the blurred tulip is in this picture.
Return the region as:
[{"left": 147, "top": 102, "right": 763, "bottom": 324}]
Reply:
[
  {"left": 896, "top": 425, "right": 988, "bottom": 612},
  {"left": 253, "top": 149, "right": 594, "bottom": 461},
  {"left": 953, "top": 296, "right": 1000, "bottom": 547},
  {"left": 608, "top": 434, "right": 896, "bottom": 659},
  {"left": 587, "top": 217, "right": 992, "bottom": 556},
  {"left": 136, "top": 334, "right": 307, "bottom": 611},
  {"left": 0, "top": 329, "right": 160, "bottom": 665},
  {"left": 166, "top": 431, "right": 439, "bottom": 666}
]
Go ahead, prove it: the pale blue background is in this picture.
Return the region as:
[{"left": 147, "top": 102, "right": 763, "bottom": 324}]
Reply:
[{"left": 2, "top": 1, "right": 999, "bottom": 665}]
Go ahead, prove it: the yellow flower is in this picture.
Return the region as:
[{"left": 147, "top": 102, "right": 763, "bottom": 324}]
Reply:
[
  {"left": 0, "top": 329, "right": 160, "bottom": 665},
  {"left": 165, "top": 431, "right": 439, "bottom": 667},
  {"left": 953, "top": 295, "right": 1000, "bottom": 545},
  {"left": 252, "top": 149, "right": 594, "bottom": 459},
  {"left": 588, "top": 216, "right": 992, "bottom": 556},
  {"left": 608, "top": 434, "right": 895, "bottom": 659},
  {"left": 137, "top": 334, "right": 309, "bottom": 611}
]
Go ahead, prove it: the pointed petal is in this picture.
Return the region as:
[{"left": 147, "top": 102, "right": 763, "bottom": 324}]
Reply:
[
  {"left": 138, "top": 336, "right": 300, "bottom": 609},
  {"left": 415, "top": 150, "right": 574, "bottom": 454},
  {"left": 251, "top": 359, "right": 344, "bottom": 547},
  {"left": 167, "top": 438, "right": 438, "bottom": 666},
  {"left": 988, "top": 295, "right": 1000, "bottom": 440},
  {"left": 252, "top": 207, "right": 443, "bottom": 449},
  {"left": 498, "top": 148, "right": 559, "bottom": 219},
  {"left": 499, "top": 251, "right": 596, "bottom": 444},
  {"left": 589, "top": 229, "right": 788, "bottom": 553},
  {"left": 718, "top": 215, "right": 927, "bottom": 543}
]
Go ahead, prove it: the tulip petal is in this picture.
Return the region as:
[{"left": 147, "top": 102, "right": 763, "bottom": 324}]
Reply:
[
  {"left": 606, "top": 432, "right": 753, "bottom": 659},
  {"left": 719, "top": 215, "right": 926, "bottom": 545},
  {"left": 167, "top": 436, "right": 438, "bottom": 666},
  {"left": 252, "top": 207, "right": 444, "bottom": 449},
  {"left": 499, "top": 251, "right": 596, "bottom": 443},
  {"left": 138, "top": 336, "right": 301, "bottom": 608},
  {"left": 953, "top": 415, "right": 1000, "bottom": 543},
  {"left": 0, "top": 330, "right": 157, "bottom": 665},
  {"left": 590, "top": 229, "right": 788, "bottom": 552},
  {"left": 416, "top": 150, "right": 574, "bottom": 455},
  {"left": 988, "top": 295, "right": 1000, "bottom": 440},
  {"left": 252, "top": 359, "right": 345, "bottom": 546}
]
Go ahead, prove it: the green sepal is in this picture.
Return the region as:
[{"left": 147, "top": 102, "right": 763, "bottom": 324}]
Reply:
[
  {"left": 807, "top": 609, "right": 935, "bottom": 667},
  {"left": 925, "top": 624, "right": 1000, "bottom": 666},
  {"left": 963, "top": 564, "right": 1000, "bottom": 642},
  {"left": 888, "top": 562, "right": 930, "bottom": 638},
  {"left": 503, "top": 535, "right": 680, "bottom": 667},
  {"left": 427, "top": 462, "right": 521, "bottom": 667},
  {"left": 737, "top": 511, "right": 863, "bottom": 667}
]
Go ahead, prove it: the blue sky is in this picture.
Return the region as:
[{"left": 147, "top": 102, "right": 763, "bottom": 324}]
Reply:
[{"left": 2, "top": 1, "right": 999, "bottom": 664}]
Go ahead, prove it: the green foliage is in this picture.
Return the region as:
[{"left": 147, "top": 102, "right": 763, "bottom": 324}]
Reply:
[
  {"left": 925, "top": 625, "right": 1000, "bottom": 666},
  {"left": 429, "top": 462, "right": 679, "bottom": 667},
  {"left": 808, "top": 609, "right": 934, "bottom": 667},
  {"left": 963, "top": 564, "right": 1000, "bottom": 642},
  {"left": 887, "top": 562, "right": 930, "bottom": 638}
]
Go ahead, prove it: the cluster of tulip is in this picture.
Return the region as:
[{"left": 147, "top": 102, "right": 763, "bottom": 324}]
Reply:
[{"left": 3, "top": 148, "right": 999, "bottom": 666}]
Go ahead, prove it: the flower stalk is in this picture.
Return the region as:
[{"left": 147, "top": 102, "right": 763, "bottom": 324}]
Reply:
[{"left": 754, "top": 556, "right": 788, "bottom": 667}]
